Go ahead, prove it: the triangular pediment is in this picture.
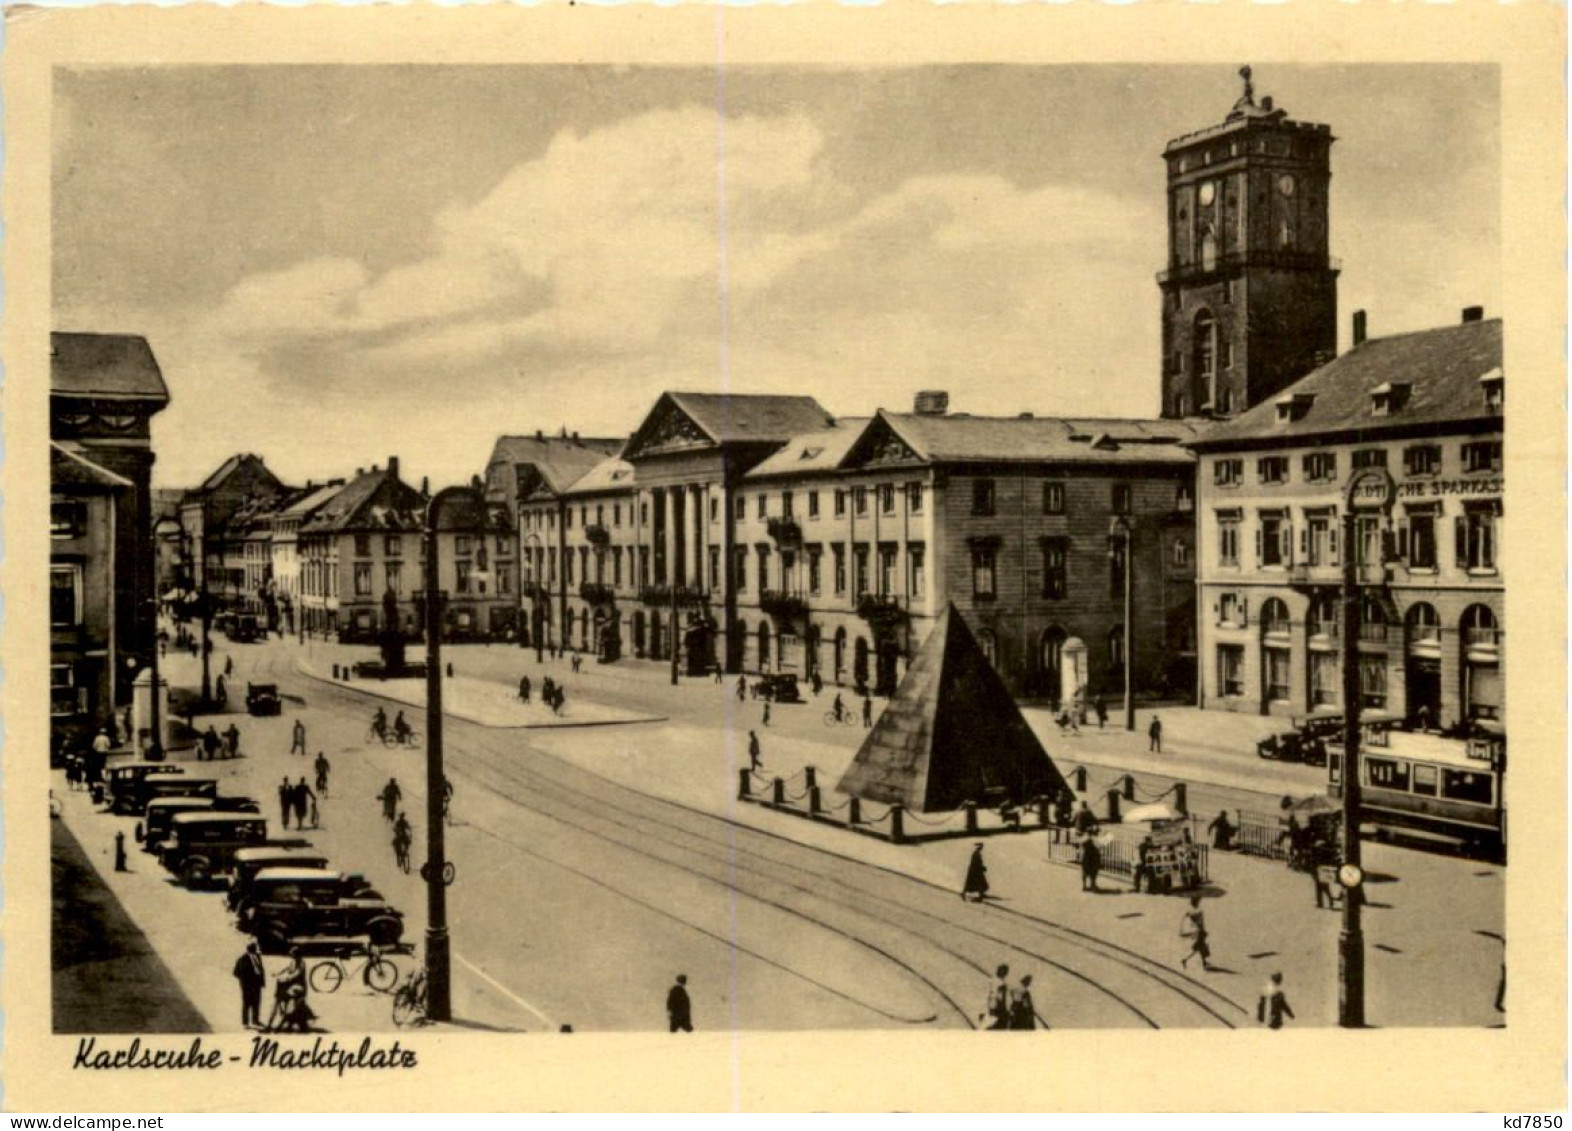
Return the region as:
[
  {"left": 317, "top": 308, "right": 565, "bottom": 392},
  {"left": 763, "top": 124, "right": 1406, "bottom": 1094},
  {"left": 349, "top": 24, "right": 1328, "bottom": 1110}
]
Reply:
[
  {"left": 843, "top": 414, "right": 925, "bottom": 470},
  {"left": 623, "top": 394, "right": 716, "bottom": 460}
]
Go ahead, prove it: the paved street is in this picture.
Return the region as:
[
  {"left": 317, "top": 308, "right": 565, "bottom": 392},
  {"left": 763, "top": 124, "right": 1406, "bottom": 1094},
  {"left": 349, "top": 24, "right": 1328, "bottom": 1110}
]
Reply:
[{"left": 56, "top": 629, "right": 1504, "bottom": 1034}]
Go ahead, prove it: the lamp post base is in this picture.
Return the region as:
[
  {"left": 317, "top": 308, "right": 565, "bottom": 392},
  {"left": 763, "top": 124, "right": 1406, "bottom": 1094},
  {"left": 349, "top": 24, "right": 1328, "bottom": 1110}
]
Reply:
[
  {"left": 1338, "top": 927, "right": 1366, "bottom": 1028},
  {"left": 425, "top": 924, "right": 452, "bottom": 1023}
]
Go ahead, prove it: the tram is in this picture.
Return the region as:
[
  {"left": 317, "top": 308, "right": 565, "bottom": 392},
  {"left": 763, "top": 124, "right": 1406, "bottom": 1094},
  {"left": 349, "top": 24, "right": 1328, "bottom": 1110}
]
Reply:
[{"left": 1327, "top": 728, "right": 1505, "bottom": 860}]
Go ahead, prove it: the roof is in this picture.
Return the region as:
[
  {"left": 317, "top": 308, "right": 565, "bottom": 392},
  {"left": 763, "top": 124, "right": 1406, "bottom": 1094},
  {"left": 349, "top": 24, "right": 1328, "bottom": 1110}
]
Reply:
[
  {"left": 434, "top": 493, "right": 512, "bottom": 532},
  {"left": 871, "top": 411, "right": 1201, "bottom": 467},
  {"left": 744, "top": 418, "right": 871, "bottom": 480},
  {"left": 562, "top": 455, "right": 636, "bottom": 497},
  {"left": 252, "top": 867, "right": 344, "bottom": 882},
  {"left": 836, "top": 604, "right": 1069, "bottom": 813},
  {"left": 666, "top": 392, "right": 834, "bottom": 445},
  {"left": 51, "top": 442, "right": 132, "bottom": 490},
  {"left": 300, "top": 466, "right": 423, "bottom": 535},
  {"left": 277, "top": 482, "right": 347, "bottom": 520},
  {"left": 234, "top": 846, "right": 328, "bottom": 863},
  {"left": 1191, "top": 318, "right": 1504, "bottom": 449},
  {"left": 171, "top": 810, "right": 261, "bottom": 825},
  {"left": 50, "top": 332, "right": 170, "bottom": 402},
  {"left": 486, "top": 434, "right": 624, "bottom": 496}
]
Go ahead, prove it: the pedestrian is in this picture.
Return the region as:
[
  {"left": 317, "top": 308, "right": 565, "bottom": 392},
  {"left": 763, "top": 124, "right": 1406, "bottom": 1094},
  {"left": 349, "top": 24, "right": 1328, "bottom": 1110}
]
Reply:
[
  {"left": 984, "top": 965, "right": 1011, "bottom": 1030},
  {"left": 1093, "top": 695, "right": 1107, "bottom": 729},
  {"left": 92, "top": 727, "right": 113, "bottom": 761},
  {"left": 224, "top": 722, "right": 241, "bottom": 759},
  {"left": 1257, "top": 972, "right": 1295, "bottom": 1029},
  {"left": 553, "top": 686, "right": 567, "bottom": 715},
  {"left": 714, "top": 666, "right": 723, "bottom": 685},
  {"left": 519, "top": 676, "right": 531, "bottom": 704},
  {"left": 278, "top": 777, "right": 293, "bottom": 830},
  {"left": 832, "top": 693, "right": 845, "bottom": 723},
  {"left": 961, "top": 843, "right": 989, "bottom": 902},
  {"left": 737, "top": 675, "right": 747, "bottom": 702},
  {"left": 666, "top": 974, "right": 693, "bottom": 1033},
  {"left": 1009, "top": 974, "right": 1037, "bottom": 1030},
  {"left": 64, "top": 754, "right": 82, "bottom": 792},
  {"left": 1148, "top": 715, "right": 1163, "bottom": 753},
  {"left": 379, "top": 778, "right": 402, "bottom": 823},
  {"left": 224, "top": 654, "right": 233, "bottom": 677},
  {"left": 762, "top": 701, "right": 771, "bottom": 727},
  {"left": 291, "top": 719, "right": 307, "bottom": 757},
  {"left": 114, "top": 830, "right": 128, "bottom": 872},
  {"left": 1207, "top": 809, "right": 1235, "bottom": 851},
  {"left": 1132, "top": 835, "right": 1154, "bottom": 894},
  {"left": 271, "top": 948, "right": 315, "bottom": 1033},
  {"left": 1313, "top": 863, "right": 1337, "bottom": 909},
  {"left": 748, "top": 730, "right": 762, "bottom": 773},
  {"left": 862, "top": 693, "right": 873, "bottom": 728},
  {"left": 1053, "top": 788, "right": 1074, "bottom": 828},
  {"left": 314, "top": 752, "right": 331, "bottom": 798},
  {"left": 233, "top": 941, "right": 267, "bottom": 1029},
  {"left": 1080, "top": 835, "right": 1102, "bottom": 892},
  {"left": 1072, "top": 801, "right": 1098, "bottom": 838},
  {"left": 294, "top": 778, "right": 314, "bottom": 829},
  {"left": 1180, "top": 895, "right": 1212, "bottom": 971},
  {"left": 811, "top": 671, "right": 823, "bottom": 697},
  {"left": 215, "top": 674, "right": 228, "bottom": 708}
]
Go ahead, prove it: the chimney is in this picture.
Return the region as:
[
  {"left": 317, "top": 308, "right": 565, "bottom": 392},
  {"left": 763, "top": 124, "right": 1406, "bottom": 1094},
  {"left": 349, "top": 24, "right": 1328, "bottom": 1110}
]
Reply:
[
  {"left": 535, "top": 429, "right": 544, "bottom": 442},
  {"left": 1017, "top": 412, "right": 1035, "bottom": 420},
  {"left": 387, "top": 456, "right": 399, "bottom": 479},
  {"left": 356, "top": 468, "right": 364, "bottom": 478},
  {"left": 1462, "top": 305, "right": 1485, "bottom": 323},
  {"left": 913, "top": 390, "right": 950, "bottom": 416},
  {"left": 1261, "top": 96, "right": 1274, "bottom": 111},
  {"left": 572, "top": 431, "right": 579, "bottom": 442},
  {"left": 1352, "top": 309, "right": 1367, "bottom": 347},
  {"left": 421, "top": 476, "right": 430, "bottom": 496},
  {"left": 560, "top": 425, "right": 568, "bottom": 439}
]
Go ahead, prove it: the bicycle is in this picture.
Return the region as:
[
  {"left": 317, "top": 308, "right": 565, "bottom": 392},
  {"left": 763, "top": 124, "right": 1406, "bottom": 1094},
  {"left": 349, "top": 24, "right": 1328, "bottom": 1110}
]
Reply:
[
  {"left": 308, "top": 943, "right": 400, "bottom": 995},
  {"left": 389, "top": 729, "right": 421, "bottom": 749},
  {"left": 822, "top": 710, "right": 859, "bottom": 729},
  {"left": 391, "top": 968, "right": 429, "bottom": 1027}
]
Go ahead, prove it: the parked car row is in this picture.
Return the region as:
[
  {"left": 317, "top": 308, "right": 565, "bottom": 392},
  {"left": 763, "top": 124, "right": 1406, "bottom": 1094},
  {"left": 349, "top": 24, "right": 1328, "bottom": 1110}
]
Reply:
[{"left": 102, "top": 761, "right": 407, "bottom": 953}]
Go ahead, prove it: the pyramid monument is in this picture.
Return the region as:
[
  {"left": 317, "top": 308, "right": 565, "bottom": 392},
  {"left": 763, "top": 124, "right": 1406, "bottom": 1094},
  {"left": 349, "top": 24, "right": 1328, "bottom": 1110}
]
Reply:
[{"left": 836, "top": 604, "right": 1069, "bottom": 813}]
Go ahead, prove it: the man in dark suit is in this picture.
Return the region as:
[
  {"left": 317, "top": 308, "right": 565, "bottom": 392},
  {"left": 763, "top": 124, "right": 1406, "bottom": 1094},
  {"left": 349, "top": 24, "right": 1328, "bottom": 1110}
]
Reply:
[
  {"left": 666, "top": 974, "right": 693, "bottom": 1033},
  {"left": 233, "top": 941, "right": 267, "bottom": 1029}
]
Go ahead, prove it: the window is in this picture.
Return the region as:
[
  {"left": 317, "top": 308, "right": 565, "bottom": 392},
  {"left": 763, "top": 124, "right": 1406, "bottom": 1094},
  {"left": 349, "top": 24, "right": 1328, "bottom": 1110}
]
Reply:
[
  {"left": 854, "top": 546, "right": 870, "bottom": 596},
  {"left": 1040, "top": 537, "right": 1068, "bottom": 599},
  {"left": 615, "top": 549, "right": 625, "bottom": 588},
  {"left": 1457, "top": 504, "right": 1498, "bottom": 571},
  {"left": 1257, "top": 456, "right": 1288, "bottom": 485},
  {"left": 354, "top": 534, "right": 372, "bottom": 557},
  {"left": 1112, "top": 484, "right": 1132, "bottom": 515},
  {"left": 354, "top": 562, "right": 373, "bottom": 596},
  {"left": 1108, "top": 536, "right": 1126, "bottom": 598},
  {"left": 1043, "top": 482, "right": 1065, "bottom": 515},
  {"left": 756, "top": 545, "right": 771, "bottom": 591},
  {"left": 1217, "top": 645, "right": 1245, "bottom": 697},
  {"left": 1352, "top": 448, "right": 1387, "bottom": 470},
  {"left": 1462, "top": 440, "right": 1503, "bottom": 474},
  {"left": 878, "top": 545, "right": 897, "bottom": 594},
  {"left": 853, "top": 487, "right": 868, "bottom": 517},
  {"left": 781, "top": 491, "right": 794, "bottom": 519},
  {"left": 1264, "top": 648, "right": 1290, "bottom": 703},
  {"left": 1261, "top": 599, "right": 1291, "bottom": 636},
  {"left": 705, "top": 499, "right": 714, "bottom": 524},
  {"left": 384, "top": 536, "right": 401, "bottom": 556},
  {"left": 1171, "top": 537, "right": 1190, "bottom": 567},
  {"left": 832, "top": 545, "right": 846, "bottom": 594},
  {"left": 1359, "top": 654, "right": 1388, "bottom": 710},
  {"left": 497, "top": 564, "right": 513, "bottom": 595},
  {"left": 384, "top": 561, "right": 403, "bottom": 596},
  {"left": 1411, "top": 764, "right": 1439, "bottom": 797},
  {"left": 757, "top": 495, "right": 767, "bottom": 520},
  {"left": 51, "top": 663, "right": 81, "bottom": 717},
  {"left": 1305, "top": 510, "right": 1337, "bottom": 566},
  {"left": 1367, "top": 757, "right": 1411, "bottom": 792},
  {"left": 455, "top": 535, "right": 473, "bottom": 555},
  {"left": 1403, "top": 445, "right": 1441, "bottom": 477},
  {"left": 834, "top": 490, "right": 847, "bottom": 518},
  {"left": 616, "top": 503, "right": 624, "bottom": 527},
  {"left": 1354, "top": 514, "right": 1383, "bottom": 567},
  {"left": 808, "top": 546, "right": 823, "bottom": 595},
  {"left": 562, "top": 550, "right": 573, "bottom": 586},
  {"left": 1442, "top": 769, "right": 1494, "bottom": 806},
  {"left": 1217, "top": 512, "right": 1241, "bottom": 567},
  {"left": 1258, "top": 512, "right": 1289, "bottom": 567},
  {"left": 49, "top": 566, "right": 80, "bottom": 627},
  {"left": 707, "top": 547, "right": 718, "bottom": 590},
  {"left": 733, "top": 547, "right": 748, "bottom": 592},
  {"left": 1311, "top": 652, "right": 1338, "bottom": 707},
  {"left": 808, "top": 491, "right": 820, "bottom": 519},
  {"left": 638, "top": 547, "right": 650, "bottom": 587},
  {"left": 908, "top": 544, "right": 925, "bottom": 598},
  {"left": 1214, "top": 459, "right": 1243, "bottom": 488},
  {"left": 1307, "top": 596, "right": 1337, "bottom": 640},
  {"left": 1404, "top": 508, "right": 1438, "bottom": 570},
  {"left": 1302, "top": 452, "right": 1337, "bottom": 482},
  {"left": 907, "top": 483, "right": 924, "bottom": 515},
  {"left": 879, "top": 485, "right": 896, "bottom": 516},
  {"left": 50, "top": 502, "right": 86, "bottom": 539},
  {"left": 1219, "top": 592, "right": 1245, "bottom": 628},
  {"left": 971, "top": 545, "right": 997, "bottom": 599},
  {"left": 972, "top": 479, "right": 996, "bottom": 516},
  {"left": 1109, "top": 626, "right": 1125, "bottom": 669}
]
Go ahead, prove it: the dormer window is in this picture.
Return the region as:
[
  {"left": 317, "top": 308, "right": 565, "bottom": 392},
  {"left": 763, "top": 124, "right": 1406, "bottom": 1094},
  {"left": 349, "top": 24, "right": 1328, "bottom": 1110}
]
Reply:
[
  {"left": 1480, "top": 367, "right": 1504, "bottom": 415},
  {"left": 1370, "top": 381, "right": 1412, "bottom": 416},
  {"left": 1275, "top": 391, "right": 1316, "bottom": 424}
]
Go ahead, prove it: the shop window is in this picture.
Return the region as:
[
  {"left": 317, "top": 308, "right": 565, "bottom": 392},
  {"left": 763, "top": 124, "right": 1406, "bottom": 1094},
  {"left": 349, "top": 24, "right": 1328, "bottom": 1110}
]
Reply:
[
  {"left": 1359, "top": 654, "right": 1388, "bottom": 710},
  {"left": 1217, "top": 645, "right": 1244, "bottom": 697}
]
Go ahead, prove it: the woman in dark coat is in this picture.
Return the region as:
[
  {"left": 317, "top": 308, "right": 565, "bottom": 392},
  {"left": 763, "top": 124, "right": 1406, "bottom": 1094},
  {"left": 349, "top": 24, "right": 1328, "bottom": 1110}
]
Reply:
[
  {"left": 961, "top": 843, "right": 990, "bottom": 902},
  {"left": 1080, "top": 835, "right": 1102, "bottom": 892}
]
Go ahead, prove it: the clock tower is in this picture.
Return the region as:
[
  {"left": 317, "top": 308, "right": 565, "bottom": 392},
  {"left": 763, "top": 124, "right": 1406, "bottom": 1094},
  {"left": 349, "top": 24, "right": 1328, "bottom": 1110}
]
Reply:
[{"left": 1159, "top": 67, "right": 1338, "bottom": 419}]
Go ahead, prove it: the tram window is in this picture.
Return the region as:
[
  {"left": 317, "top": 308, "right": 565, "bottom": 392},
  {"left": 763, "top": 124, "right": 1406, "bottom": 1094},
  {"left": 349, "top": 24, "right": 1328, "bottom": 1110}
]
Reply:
[
  {"left": 1328, "top": 753, "right": 1342, "bottom": 785},
  {"left": 1365, "top": 757, "right": 1410, "bottom": 791},
  {"left": 1412, "top": 765, "right": 1439, "bottom": 797},
  {"left": 1442, "top": 769, "right": 1493, "bottom": 806}
]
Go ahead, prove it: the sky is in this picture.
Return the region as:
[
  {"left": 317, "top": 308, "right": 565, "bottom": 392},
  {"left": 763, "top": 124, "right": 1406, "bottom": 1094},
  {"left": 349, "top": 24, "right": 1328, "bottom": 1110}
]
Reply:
[{"left": 52, "top": 64, "right": 1500, "bottom": 490}]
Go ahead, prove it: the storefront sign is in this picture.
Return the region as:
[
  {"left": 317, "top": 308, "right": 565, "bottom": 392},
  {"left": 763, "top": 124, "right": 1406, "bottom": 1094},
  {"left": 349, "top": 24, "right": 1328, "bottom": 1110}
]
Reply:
[{"left": 1396, "top": 478, "right": 1504, "bottom": 499}]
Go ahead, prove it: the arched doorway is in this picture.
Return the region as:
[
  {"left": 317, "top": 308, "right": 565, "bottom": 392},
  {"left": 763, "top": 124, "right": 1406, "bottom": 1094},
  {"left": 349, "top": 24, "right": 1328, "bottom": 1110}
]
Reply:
[
  {"left": 834, "top": 627, "right": 847, "bottom": 684},
  {"left": 1460, "top": 604, "right": 1502, "bottom": 724},
  {"left": 853, "top": 636, "right": 870, "bottom": 691},
  {"left": 757, "top": 622, "right": 772, "bottom": 673},
  {"left": 1404, "top": 602, "right": 1442, "bottom": 727},
  {"left": 1259, "top": 597, "right": 1291, "bottom": 711},
  {"left": 1040, "top": 628, "right": 1066, "bottom": 707}
]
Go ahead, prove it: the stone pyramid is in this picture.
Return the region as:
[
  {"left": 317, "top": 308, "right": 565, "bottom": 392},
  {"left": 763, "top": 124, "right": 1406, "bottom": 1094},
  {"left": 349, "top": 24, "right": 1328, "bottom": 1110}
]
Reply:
[{"left": 836, "top": 603, "right": 1068, "bottom": 813}]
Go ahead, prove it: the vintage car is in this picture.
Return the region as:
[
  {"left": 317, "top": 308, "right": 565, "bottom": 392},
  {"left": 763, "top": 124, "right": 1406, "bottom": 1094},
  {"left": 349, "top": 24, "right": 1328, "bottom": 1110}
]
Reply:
[
  {"left": 237, "top": 867, "right": 405, "bottom": 951},
  {"left": 157, "top": 811, "right": 271, "bottom": 888},
  {"left": 105, "top": 762, "right": 185, "bottom": 812},
  {"left": 227, "top": 845, "right": 331, "bottom": 912},
  {"left": 112, "top": 773, "right": 220, "bottom": 816},
  {"left": 221, "top": 613, "right": 263, "bottom": 643},
  {"left": 245, "top": 682, "right": 282, "bottom": 717},
  {"left": 757, "top": 673, "right": 803, "bottom": 704},
  {"left": 140, "top": 795, "right": 260, "bottom": 851}
]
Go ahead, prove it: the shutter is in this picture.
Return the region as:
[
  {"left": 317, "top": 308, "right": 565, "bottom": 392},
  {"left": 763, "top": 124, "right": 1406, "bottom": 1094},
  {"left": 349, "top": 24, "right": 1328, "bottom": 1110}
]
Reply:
[
  {"left": 1329, "top": 525, "right": 1339, "bottom": 563},
  {"left": 1455, "top": 516, "right": 1468, "bottom": 568},
  {"left": 1381, "top": 531, "right": 1396, "bottom": 564},
  {"left": 1281, "top": 524, "right": 1293, "bottom": 565},
  {"left": 1397, "top": 519, "right": 1409, "bottom": 561},
  {"left": 1299, "top": 527, "right": 1308, "bottom": 556},
  {"left": 1241, "top": 597, "right": 1250, "bottom": 625},
  {"left": 1301, "top": 453, "right": 1312, "bottom": 478},
  {"left": 1254, "top": 529, "right": 1263, "bottom": 565}
]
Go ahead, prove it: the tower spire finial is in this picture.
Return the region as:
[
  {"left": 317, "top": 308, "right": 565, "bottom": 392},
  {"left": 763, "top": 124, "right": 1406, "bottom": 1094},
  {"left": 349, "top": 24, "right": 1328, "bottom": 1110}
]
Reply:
[{"left": 1239, "top": 65, "right": 1255, "bottom": 106}]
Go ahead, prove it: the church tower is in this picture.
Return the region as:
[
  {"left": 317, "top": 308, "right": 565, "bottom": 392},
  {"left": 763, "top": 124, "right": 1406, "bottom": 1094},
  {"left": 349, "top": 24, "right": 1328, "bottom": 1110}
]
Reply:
[{"left": 1159, "top": 67, "right": 1338, "bottom": 419}]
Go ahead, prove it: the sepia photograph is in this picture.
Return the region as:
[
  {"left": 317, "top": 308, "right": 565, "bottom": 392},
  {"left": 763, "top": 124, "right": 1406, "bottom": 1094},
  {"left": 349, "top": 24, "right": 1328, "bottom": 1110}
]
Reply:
[{"left": 5, "top": 2, "right": 1565, "bottom": 1114}]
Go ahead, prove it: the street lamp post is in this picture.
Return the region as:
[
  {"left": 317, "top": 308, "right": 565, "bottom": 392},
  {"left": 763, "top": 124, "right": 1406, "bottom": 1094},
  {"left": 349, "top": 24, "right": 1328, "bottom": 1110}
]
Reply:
[
  {"left": 669, "top": 587, "right": 680, "bottom": 686},
  {"left": 1110, "top": 517, "right": 1135, "bottom": 732}
]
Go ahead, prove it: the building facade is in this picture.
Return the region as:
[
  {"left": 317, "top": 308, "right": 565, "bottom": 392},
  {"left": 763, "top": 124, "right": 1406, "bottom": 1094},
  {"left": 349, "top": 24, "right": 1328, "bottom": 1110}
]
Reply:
[
  {"left": 269, "top": 481, "right": 346, "bottom": 635},
  {"left": 178, "top": 454, "right": 286, "bottom": 617},
  {"left": 1189, "top": 312, "right": 1504, "bottom": 731}
]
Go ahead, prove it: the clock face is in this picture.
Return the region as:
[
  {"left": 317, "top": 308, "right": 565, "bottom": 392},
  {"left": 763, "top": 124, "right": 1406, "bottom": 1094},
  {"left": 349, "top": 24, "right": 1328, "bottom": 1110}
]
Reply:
[
  {"left": 1278, "top": 174, "right": 1296, "bottom": 197},
  {"left": 1198, "top": 182, "right": 1216, "bottom": 207},
  {"left": 1338, "top": 863, "right": 1364, "bottom": 888}
]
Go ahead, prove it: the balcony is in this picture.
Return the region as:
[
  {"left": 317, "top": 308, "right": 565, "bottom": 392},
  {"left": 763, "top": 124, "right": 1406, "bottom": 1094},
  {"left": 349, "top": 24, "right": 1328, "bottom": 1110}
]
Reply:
[
  {"left": 1357, "top": 622, "right": 1389, "bottom": 644},
  {"left": 766, "top": 516, "right": 802, "bottom": 547},
  {"left": 578, "top": 582, "right": 615, "bottom": 606},
  {"left": 1157, "top": 250, "right": 1341, "bottom": 286},
  {"left": 584, "top": 524, "right": 610, "bottom": 547},
  {"left": 1466, "top": 627, "right": 1502, "bottom": 650},
  {"left": 856, "top": 593, "right": 907, "bottom": 626},
  {"left": 639, "top": 584, "right": 708, "bottom": 608},
  {"left": 759, "top": 590, "right": 808, "bottom": 620}
]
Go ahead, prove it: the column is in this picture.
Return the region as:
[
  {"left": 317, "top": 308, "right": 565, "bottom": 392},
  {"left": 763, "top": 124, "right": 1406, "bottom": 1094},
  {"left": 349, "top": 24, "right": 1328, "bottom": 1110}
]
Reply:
[{"left": 691, "top": 484, "right": 705, "bottom": 593}]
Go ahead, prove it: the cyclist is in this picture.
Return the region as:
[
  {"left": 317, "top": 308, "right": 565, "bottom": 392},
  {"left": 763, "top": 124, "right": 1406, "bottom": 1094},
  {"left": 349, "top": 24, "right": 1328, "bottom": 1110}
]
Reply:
[
  {"left": 370, "top": 708, "right": 388, "bottom": 744},
  {"left": 393, "top": 711, "right": 413, "bottom": 745},
  {"left": 831, "top": 693, "right": 845, "bottom": 723}
]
